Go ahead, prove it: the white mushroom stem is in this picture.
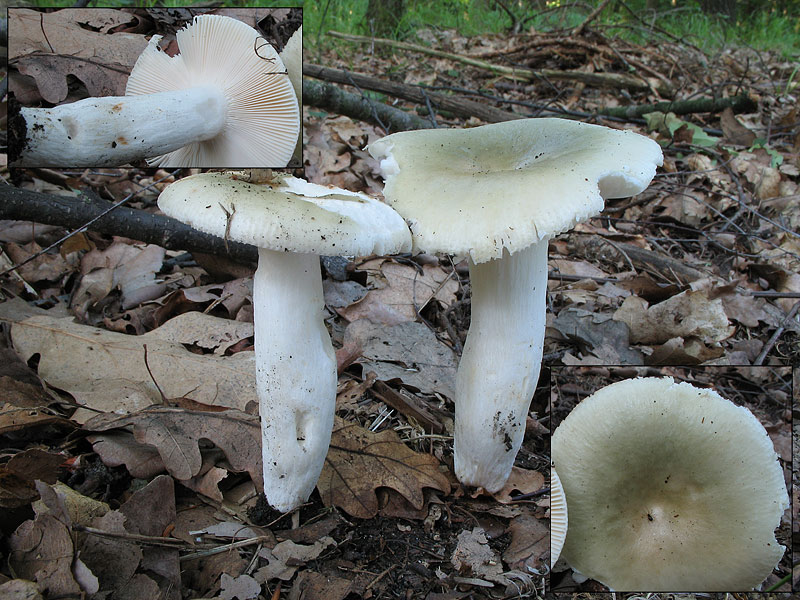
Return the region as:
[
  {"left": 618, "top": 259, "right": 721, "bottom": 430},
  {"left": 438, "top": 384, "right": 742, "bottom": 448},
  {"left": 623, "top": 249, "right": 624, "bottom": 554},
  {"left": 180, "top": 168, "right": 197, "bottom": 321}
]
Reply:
[
  {"left": 12, "top": 85, "right": 227, "bottom": 167},
  {"left": 454, "top": 241, "right": 548, "bottom": 492},
  {"left": 253, "top": 248, "right": 336, "bottom": 512}
]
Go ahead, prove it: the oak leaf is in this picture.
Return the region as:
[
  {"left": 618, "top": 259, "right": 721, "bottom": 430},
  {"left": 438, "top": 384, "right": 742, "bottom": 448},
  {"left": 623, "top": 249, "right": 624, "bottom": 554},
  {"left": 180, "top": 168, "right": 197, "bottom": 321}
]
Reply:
[
  {"left": 317, "top": 417, "right": 450, "bottom": 518},
  {"left": 84, "top": 406, "right": 263, "bottom": 489}
]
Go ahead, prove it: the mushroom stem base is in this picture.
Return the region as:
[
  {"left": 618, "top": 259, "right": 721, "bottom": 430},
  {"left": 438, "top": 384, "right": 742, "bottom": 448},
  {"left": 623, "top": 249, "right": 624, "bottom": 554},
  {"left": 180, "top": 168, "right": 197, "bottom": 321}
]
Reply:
[
  {"left": 254, "top": 249, "right": 336, "bottom": 512},
  {"left": 454, "top": 241, "right": 547, "bottom": 492},
  {"left": 11, "top": 86, "right": 227, "bottom": 167}
]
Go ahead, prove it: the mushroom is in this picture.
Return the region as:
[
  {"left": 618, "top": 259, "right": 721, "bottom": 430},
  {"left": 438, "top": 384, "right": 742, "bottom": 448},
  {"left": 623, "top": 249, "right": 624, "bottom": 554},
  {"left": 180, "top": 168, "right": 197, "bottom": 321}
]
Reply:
[
  {"left": 367, "top": 118, "right": 662, "bottom": 492},
  {"left": 10, "top": 15, "right": 299, "bottom": 168},
  {"left": 158, "top": 172, "right": 411, "bottom": 512},
  {"left": 550, "top": 467, "right": 568, "bottom": 570},
  {"left": 551, "top": 376, "right": 789, "bottom": 591}
]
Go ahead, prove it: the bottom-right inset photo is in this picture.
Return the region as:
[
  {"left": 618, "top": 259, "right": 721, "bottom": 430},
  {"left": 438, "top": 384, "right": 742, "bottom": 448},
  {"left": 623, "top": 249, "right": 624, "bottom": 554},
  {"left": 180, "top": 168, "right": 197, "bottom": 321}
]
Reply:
[{"left": 549, "top": 366, "right": 792, "bottom": 593}]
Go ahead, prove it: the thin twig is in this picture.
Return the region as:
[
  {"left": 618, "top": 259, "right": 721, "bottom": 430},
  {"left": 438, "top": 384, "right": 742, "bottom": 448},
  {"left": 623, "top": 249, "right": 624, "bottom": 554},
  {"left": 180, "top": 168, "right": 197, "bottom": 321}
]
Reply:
[
  {"left": 572, "top": 0, "right": 611, "bottom": 36},
  {"left": 73, "top": 524, "right": 188, "bottom": 548},
  {"left": 343, "top": 69, "right": 388, "bottom": 134},
  {"left": 179, "top": 535, "right": 275, "bottom": 562},
  {"left": 366, "top": 565, "right": 397, "bottom": 590},
  {"left": 754, "top": 301, "right": 800, "bottom": 365},
  {"left": 0, "top": 169, "right": 181, "bottom": 278},
  {"left": 418, "top": 87, "right": 439, "bottom": 128}
]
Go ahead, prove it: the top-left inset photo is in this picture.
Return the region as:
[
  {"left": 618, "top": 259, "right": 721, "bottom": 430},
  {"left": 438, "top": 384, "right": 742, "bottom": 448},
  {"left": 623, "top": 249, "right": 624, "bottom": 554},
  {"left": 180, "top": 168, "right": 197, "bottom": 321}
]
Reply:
[{"left": 7, "top": 7, "right": 302, "bottom": 168}]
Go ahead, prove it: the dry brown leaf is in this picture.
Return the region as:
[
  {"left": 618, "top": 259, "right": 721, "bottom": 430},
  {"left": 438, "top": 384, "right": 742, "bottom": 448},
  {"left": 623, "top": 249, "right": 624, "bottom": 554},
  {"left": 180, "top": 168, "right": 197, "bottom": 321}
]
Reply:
[
  {"left": 287, "top": 571, "right": 354, "bottom": 600},
  {"left": 88, "top": 431, "right": 166, "bottom": 479},
  {"left": 10, "top": 8, "right": 149, "bottom": 103},
  {"left": 549, "top": 258, "right": 608, "bottom": 279},
  {"left": 72, "top": 242, "right": 167, "bottom": 314},
  {"left": 8, "top": 483, "right": 84, "bottom": 598},
  {"left": 276, "top": 514, "right": 342, "bottom": 545},
  {"left": 183, "top": 552, "right": 248, "bottom": 598},
  {"left": 0, "top": 472, "right": 40, "bottom": 509},
  {"left": 656, "top": 192, "right": 710, "bottom": 226},
  {"left": 335, "top": 372, "right": 377, "bottom": 411},
  {"left": 0, "top": 302, "right": 258, "bottom": 417},
  {"left": 304, "top": 119, "right": 353, "bottom": 183},
  {"left": 0, "top": 376, "right": 53, "bottom": 409},
  {"left": 341, "top": 260, "right": 458, "bottom": 325},
  {"left": 317, "top": 417, "right": 450, "bottom": 518},
  {"left": 720, "top": 292, "right": 774, "bottom": 328},
  {"left": 5, "top": 242, "right": 73, "bottom": 283},
  {"left": 450, "top": 527, "right": 508, "bottom": 585},
  {"left": 502, "top": 513, "right": 549, "bottom": 572},
  {"left": 183, "top": 466, "right": 229, "bottom": 502},
  {"left": 378, "top": 487, "right": 443, "bottom": 519},
  {"left": 149, "top": 311, "right": 254, "bottom": 355},
  {"left": 192, "top": 521, "right": 271, "bottom": 540},
  {"left": 256, "top": 537, "right": 335, "bottom": 583},
  {"left": 213, "top": 8, "right": 277, "bottom": 28},
  {"left": 323, "top": 279, "right": 368, "bottom": 308},
  {"left": 0, "top": 403, "right": 73, "bottom": 435},
  {"left": 9, "top": 514, "right": 85, "bottom": 596},
  {"left": 85, "top": 407, "right": 262, "bottom": 489},
  {"left": 490, "top": 467, "right": 545, "bottom": 504},
  {"left": 552, "top": 308, "right": 643, "bottom": 365},
  {"left": 7, "top": 448, "right": 64, "bottom": 484},
  {"left": 114, "top": 573, "right": 161, "bottom": 600},
  {"left": 646, "top": 337, "right": 725, "bottom": 365},
  {"left": 160, "top": 278, "right": 253, "bottom": 321},
  {"left": 730, "top": 151, "right": 782, "bottom": 200},
  {"left": 686, "top": 153, "right": 728, "bottom": 189},
  {"left": 117, "top": 476, "right": 181, "bottom": 599},
  {"left": 32, "top": 482, "right": 109, "bottom": 527},
  {"left": 80, "top": 510, "right": 142, "bottom": 594},
  {"left": 219, "top": 573, "right": 261, "bottom": 600},
  {"left": 613, "top": 289, "right": 734, "bottom": 345},
  {"left": 720, "top": 107, "right": 756, "bottom": 146},
  {"left": 0, "top": 449, "right": 64, "bottom": 508},
  {"left": 344, "top": 319, "right": 458, "bottom": 398},
  {"left": 0, "top": 580, "right": 44, "bottom": 600}
]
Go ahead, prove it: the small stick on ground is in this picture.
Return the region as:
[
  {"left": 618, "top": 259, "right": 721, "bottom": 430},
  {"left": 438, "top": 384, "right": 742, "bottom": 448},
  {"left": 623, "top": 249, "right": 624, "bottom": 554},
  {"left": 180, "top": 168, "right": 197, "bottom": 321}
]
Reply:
[
  {"left": 572, "top": 0, "right": 612, "bottom": 37},
  {"left": 754, "top": 301, "right": 800, "bottom": 365}
]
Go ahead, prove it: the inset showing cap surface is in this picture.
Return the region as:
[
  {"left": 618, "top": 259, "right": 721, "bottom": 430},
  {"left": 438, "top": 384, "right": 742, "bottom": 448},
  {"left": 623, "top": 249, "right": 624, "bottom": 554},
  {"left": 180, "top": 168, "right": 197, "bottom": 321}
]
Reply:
[{"left": 552, "top": 377, "right": 788, "bottom": 591}]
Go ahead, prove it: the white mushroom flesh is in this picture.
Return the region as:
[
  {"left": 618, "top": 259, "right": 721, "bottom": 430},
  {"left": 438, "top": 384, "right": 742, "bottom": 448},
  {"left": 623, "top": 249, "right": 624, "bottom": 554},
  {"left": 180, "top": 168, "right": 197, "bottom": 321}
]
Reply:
[
  {"left": 454, "top": 242, "right": 546, "bottom": 491},
  {"left": 254, "top": 249, "right": 336, "bottom": 512}
]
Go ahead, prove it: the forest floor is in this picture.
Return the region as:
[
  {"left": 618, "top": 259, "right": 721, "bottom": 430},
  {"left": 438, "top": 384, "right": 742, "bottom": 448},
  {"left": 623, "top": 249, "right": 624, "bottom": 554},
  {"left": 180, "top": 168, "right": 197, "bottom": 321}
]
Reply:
[{"left": 0, "top": 6, "right": 798, "bottom": 600}]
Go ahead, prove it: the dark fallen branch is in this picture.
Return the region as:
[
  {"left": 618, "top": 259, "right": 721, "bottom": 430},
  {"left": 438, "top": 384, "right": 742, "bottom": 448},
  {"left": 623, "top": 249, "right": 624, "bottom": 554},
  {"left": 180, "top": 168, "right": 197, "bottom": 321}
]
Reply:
[
  {"left": 327, "top": 30, "right": 674, "bottom": 96},
  {"left": 572, "top": 0, "right": 612, "bottom": 36},
  {"left": 304, "top": 65, "right": 754, "bottom": 128},
  {"left": 304, "top": 63, "right": 523, "bottom": 124},
  {"left": 598, "top": 95, "right": 756, "bottom": 119},
  {"left": 0, "top": 185, "right": 258, "bottom": 265},
  {"left": 303, "top": 78, "right": 431, "bottom": 133}
]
